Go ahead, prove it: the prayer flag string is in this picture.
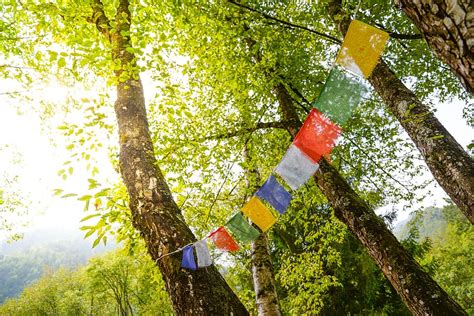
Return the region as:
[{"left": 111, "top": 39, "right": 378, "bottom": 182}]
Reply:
[{"left": 174, "top": 20, "right": 388, "bottom": 270}]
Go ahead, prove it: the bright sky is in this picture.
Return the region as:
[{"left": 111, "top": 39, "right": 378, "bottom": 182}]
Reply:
[
  {"left": 0, "top": 80, "right": 119, "bottom": 242},
  {"left": 0, "top": 77, "right": 472, "bottom": 242}
]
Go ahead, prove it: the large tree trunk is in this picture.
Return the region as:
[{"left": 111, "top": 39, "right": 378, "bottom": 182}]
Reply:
[
  {"left": 394, "top": 0, "right": 473, "bottom": 93},
  {"left": 274, "top": 82, "right": 467, "bottom": 315},
  {"left": 243, "top": 145, "right": 282, "bottom": 316},
  {"left": 329, "top": 0, "right": 474, "bottom": 225},
  {"left": 90, "top": 1, "right": 248, "bottom": 314}
]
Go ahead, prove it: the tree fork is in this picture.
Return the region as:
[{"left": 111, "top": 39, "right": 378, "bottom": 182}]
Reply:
[
  {"left": 274, "top": 82, "right": 467, "bottom": 315},
  {"left": 329, "top": 0, "right": 474, "bottom": 225},
  {"left": 89, "top": 0, "right": 248, "bottom": 314},
  {"left": 394, "top": 0, "right": 473, "bottom": 93}
]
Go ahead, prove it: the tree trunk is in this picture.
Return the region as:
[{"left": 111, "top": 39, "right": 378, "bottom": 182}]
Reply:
[
  {"left": 329, "top": 0, "right": 474, "bottom": 225},
  {"left": 394, "top": 0, "right": 473, "bottom": 93},
  {"left": 274, "top": 82, "right": 467, "bottom": 315},
  {"left": 251, "top": 233, "right": 282, "bottom": 316},
  {"left": 243, "top": 145, "right": 282, "bottom": 316},
  {"left": 90, "top": 1, "right": 248, "bottom": 314}
]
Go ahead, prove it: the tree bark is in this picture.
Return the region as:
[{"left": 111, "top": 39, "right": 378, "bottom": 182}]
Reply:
[
  {"left": 251, "top": 233, "right": 282, "bottom": 316},
  {"left": 274, "top": 82, "right": 467, "bottom": 315},
  {"left": 243, "top": 145, "right": 282, "bottom": 316},
  {"left": 329, "top": 0, "right": 474, "bottom": 225},
  {"left": 394, "top": 0, "right": 474, "bottom": 93},
  {"left": 89, "top": 1, "right": 248, "bottom": 314}
]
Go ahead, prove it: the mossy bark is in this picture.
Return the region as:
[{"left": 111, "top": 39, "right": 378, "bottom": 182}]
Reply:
[
  {"left": 90, "top": 1, "right": 248, "bottom": 314},
  {"left": 395, "top": 0, "right": 473, "bottom": 93}
]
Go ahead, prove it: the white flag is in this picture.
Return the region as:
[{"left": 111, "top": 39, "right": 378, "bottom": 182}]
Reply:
[
  {"left": 194, "top": 239, "right": 212, "bottom": 267},
  {"left": 275, "top": 144, "right": 319, "bottom": 190}
]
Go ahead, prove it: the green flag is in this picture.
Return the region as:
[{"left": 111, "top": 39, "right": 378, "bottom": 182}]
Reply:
[
  {"left": 313, "top": 66, "right": 368, "bottom": 126},
  {"left": 225, "top": 213, "right": 260, "bottom": 243}
]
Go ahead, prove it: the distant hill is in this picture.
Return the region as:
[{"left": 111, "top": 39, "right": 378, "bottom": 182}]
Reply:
[
  {"left": 393, "top": 207, "right": 449, "bottom": 241},
  {"left": 0, "top": 228, "right": 115, "bottom": 303}
]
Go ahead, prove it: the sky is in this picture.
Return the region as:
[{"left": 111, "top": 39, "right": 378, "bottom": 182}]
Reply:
[
  {"left": 0, "top": 81, "right": 119, "bottom": 242},
  {"left": 0, "top": 78, "right": 472, "bottom": 242}
]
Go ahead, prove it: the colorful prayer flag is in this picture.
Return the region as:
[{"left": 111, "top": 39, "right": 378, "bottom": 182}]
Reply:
[
  {"left": 313, "top": 67, "right": 368, "bottom": 126},
  {"left": 194, "top": 240, "right": 212, "bottom": 267},
  {"left": 256, "top": 175, "right": 292, "bottom": 214},
  {"left": 335, "top": 20, "right": 389, "bottom": 78},
  {"left": 293, "top": 108, "right": 341, "bottom": 163},
  {"left": 241, "top": 196, "right": 277, "bottom": 232},
  {"left": 181, "top": 245, "right": 197, "bottom": 270},
  {"left": 208, "top": 226, "right": 240, "bottom": 252},
  {"left": 275, "top": 144, "right": 319, "bottom": 190},
  {"left": 226, "top": 213, "right": 260, "bottom": 243}
]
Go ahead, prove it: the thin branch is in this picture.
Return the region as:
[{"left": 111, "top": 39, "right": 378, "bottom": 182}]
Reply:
[
  {"left": 228, "top": 0, "right": 342, "bottom": 44},
  {"left": 344, "top": 136, "right": 412, "bottom": 192},
  {"left": 0, "top": 89, "right": 41, "bottom": 96},
  {"left": 337, "top": 153, "right": 385, "bottom": 194},
  {"left": 388, "top": 32, "right": 422, "bottom": 40},
  {"left": 373, "top": 22, "right": 422, "bottom": 40},
  {"left": 207, "top": 120, "right": 291, "bottom": 140},
  {"left": 0, "top": 64, "right": 34, "bottom": 70},
  {"left": 281, "top": 80, "right": 314, "bottom": 113},
  {"left": 0, "top": 36, "right": 37, "bottom": 41},
  {"left": 205, "top": 107, "right": 271, "bottom": 225},
  {"left": 230, "top": 0, "right": 421, "bottom": 44}
]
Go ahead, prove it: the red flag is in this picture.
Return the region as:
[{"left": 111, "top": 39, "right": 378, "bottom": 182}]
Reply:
[
  {"left": 208, "top": 226, "right": 240, "bottom": 252},
  {"left": 293, "top": 109, "right": 341, "bottom": 162}
]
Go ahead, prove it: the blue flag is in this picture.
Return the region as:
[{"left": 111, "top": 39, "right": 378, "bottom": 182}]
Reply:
[
  {"left": 181, "top": 245, "right": 197, "bottom": 270},
  {"left": 256, "top": 175, "right": 292, "bottom": 214}
]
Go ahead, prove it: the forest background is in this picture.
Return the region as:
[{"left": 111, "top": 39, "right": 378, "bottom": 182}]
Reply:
[{"left": 0, "top": 0, "right": 472, "bottom": 315}]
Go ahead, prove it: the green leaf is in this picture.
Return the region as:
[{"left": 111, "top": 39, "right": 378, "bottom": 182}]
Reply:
[
  {"left": 58, "top": 57, "right": 66, "bottom": 68},
  {"left": 78, "top": 194, "right": 92, "bottom": 201},
  {"left": 80, "top": 213, "right": 101, "bottom": 222},
  {"left": 92, "top": 237, "right": 100, "bottom": 248},
  {"left": 61, "top": 193, "right": 77, "bottom": 198}
]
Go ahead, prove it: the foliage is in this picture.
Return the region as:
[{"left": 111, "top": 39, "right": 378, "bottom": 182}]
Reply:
[
  {"left": 405, "top": 203, "right": 474, "bottom": 314},
  {"left": 0, "top": 246, "right": 173, "bottom": 315},
  {"left": 1, "top": 0, "right": 472, "bottom": 314},
  {"left": 0, "top": 147, "right": 30, "bottom": 241},
  {"left": 0, "top": 229, "right": 112, "bottom": 304}
]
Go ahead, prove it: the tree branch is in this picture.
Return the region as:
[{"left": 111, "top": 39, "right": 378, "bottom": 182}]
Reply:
[
  {"left": 206, "top": 120, "right": 293, "bottom": 140},
  {"left": 230, "top": 0, "right": 422, "bottom": 44},
  {"left": 372, "top": 21, "right": 422, "bottom": 40},
  {"left": 388, "top": 32, "right": 422, "bottom": 40},
  {"left": 344, "top": 136, "right": 412, "bottom": 193},
  {"left": 89, "top": 0, "right": 111, "bottom": 41},
  {"left": 227, "top": 0, "right": 342, "bottom": 44}
]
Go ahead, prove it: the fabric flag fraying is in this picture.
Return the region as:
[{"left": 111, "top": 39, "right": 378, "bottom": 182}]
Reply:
[
  {"left": 275, "top": 144, "right": 319, "bottom": 190},
  {"left": 194, "top": 240, "right": 212, "bottom": 267},
  {"left": 241, "top": 196, "right": 277, "bottom": 232},
  {"left": 208, "top": 226, "right": 240, "bottom": 252},
  {"left": 256, "top": 175, "right": 292, "bottom": 214},
  {"left": 181, "top": 245, "right": 197, "bottom": 270}
]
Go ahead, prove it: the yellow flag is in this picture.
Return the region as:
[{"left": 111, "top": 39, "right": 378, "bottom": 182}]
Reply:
[
  {"left": 241, "top": 197, "right": 277, "bottom": 232},
  {"left": 335, "top": 20, "right": 389, "bottom": 78}
]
